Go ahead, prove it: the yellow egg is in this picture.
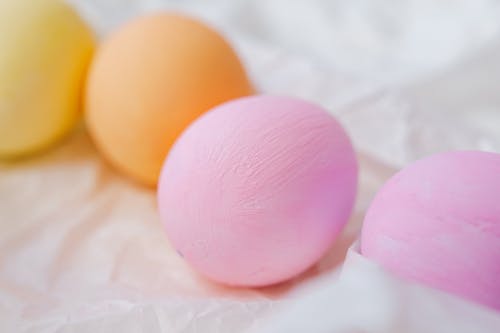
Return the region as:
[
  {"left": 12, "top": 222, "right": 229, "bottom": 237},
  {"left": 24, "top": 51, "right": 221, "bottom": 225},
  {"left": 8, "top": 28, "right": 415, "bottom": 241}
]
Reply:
[
  {"left": 85, "top": 13, "right": 254, "bottom": 186},
  {"left": 0, "top": 0, "right": 94, "bottom": 158}
]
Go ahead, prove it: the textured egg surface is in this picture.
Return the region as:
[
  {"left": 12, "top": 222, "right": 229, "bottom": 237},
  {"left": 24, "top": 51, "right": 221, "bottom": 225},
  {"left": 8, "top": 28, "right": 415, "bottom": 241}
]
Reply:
[
  {"left": 158, "top": 95, "right": 358, "bottom": 286},
  {"left": 361, "top": 151, "right": 500, "bottom": 311}
]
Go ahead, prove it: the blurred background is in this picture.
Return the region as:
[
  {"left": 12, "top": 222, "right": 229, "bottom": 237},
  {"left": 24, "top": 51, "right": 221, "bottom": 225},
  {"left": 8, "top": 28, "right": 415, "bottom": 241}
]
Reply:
[
  {"left": 71, "top": 0, "right": 500, "bottom": 164},
  {"left": 2, "top": 0, "right": 500, "bottom": 331}
]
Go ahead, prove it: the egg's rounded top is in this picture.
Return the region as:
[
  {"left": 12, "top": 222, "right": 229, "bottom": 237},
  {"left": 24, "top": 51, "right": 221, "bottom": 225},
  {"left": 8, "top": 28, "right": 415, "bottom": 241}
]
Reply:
[
  {"left": 85, "top": 12, "right": 254, "bottom": 186},
  {"left": 361, "top": 150, "right": 500, "bottom": 310}
]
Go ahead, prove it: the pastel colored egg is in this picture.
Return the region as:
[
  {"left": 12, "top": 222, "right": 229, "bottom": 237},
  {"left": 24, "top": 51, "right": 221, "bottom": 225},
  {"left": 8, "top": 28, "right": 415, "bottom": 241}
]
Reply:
[
  {"left": 361, "top": 151, "right": 500, "bottom": 310},
  {"left": 0, "top": 0, "right": 94, "bottom": 157},
  {"left": 85, "top": 13, "right": 253, "bottom": 186},
  {"left": 158, "top": 95, "right": 358, "bottom": 286}
]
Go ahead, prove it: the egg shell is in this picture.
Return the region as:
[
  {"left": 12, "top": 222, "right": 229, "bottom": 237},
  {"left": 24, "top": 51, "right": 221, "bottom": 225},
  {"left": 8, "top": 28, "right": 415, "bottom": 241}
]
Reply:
[
  {"left": 361, "top": 151, "right": 500, "bottom": 311},
  {"left": 85, "top": 13, "right": 253, "bottom": 186},
  {"left": 0, "top": 0, "right": 94, "bottom": 157},
  {"left": 158, "top": 95, "right": 358, "bottom": 286}
]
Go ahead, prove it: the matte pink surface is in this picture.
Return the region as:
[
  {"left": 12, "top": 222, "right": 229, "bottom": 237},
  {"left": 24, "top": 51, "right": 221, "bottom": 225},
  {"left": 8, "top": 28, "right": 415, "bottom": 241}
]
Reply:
[
  {"left": 158, "top": 95, "right": 358, "bottom": 286},
  {"left": 361, "top": 151, "right": 500, "bottom": 311}
]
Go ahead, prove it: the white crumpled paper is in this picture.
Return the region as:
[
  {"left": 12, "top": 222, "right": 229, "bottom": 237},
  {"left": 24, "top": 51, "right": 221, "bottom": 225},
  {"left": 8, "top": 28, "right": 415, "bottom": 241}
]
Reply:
[
  {"left": 1, "top": 0, "right": 500, "bottom": 332},
  {"left": 249, "top": 243, "right": 500, "bottom": 333}
]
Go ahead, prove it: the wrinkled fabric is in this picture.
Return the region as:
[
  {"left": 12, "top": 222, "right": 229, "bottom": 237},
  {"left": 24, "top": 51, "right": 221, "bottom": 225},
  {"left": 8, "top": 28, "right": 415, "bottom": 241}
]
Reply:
[{"left": 1, "top": 0, "right": 500, "bottom": 331}]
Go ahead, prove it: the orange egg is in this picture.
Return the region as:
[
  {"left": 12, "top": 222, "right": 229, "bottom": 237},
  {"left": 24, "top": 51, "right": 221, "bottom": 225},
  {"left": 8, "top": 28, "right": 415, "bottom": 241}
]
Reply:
[{"left": 85, "top": 13, "right": 253, "bottom": 186}]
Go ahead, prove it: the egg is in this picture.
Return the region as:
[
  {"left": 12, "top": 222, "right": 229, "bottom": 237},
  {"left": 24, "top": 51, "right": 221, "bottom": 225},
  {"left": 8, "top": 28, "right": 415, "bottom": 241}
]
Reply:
[
  {"left": 0, "top": 0, "right": 94, "bottom": 157},
  {"left": 158, "top": 95, "right": 358, "bottom": 286},
  {"left": 85, "top": 13, "right": 253, "bottom": 186},
  {"left": 361, "top": 151, "right": 500, "bottom": 310}
]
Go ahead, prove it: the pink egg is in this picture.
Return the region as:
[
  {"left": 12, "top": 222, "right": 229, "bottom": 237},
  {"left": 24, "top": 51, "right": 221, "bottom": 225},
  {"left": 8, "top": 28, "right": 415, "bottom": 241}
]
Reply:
[
  {"left": 361, "top": 151, "right": 500, "bottom": 310},
  {"left": 158, "top": 95, "right": 358, "bottom": 286}
]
